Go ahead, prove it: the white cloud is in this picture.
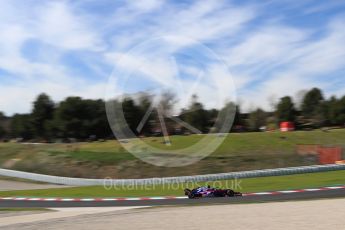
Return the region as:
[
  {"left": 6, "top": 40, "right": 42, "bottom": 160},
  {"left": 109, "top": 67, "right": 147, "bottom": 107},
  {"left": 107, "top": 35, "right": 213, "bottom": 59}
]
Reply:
[
  {"left": 0, "top": 0, "right": 108, "bottom": 115},
  {"left": 0, "top": 77, "right": 107, "bottom": 115},
  {"left": 0, "top": 0, "right": 345, "bottom": 116},
  {"left": 226, "top": 25, "right": 309, "bottom": 67},
  {"left": 33, "top": 1, "right": 104, "bottom": 51},
  {"left": 128, "top": 0, "right": 164, "bottom": 12},
  {"left": 105, "top": 0, "right": 256, "bottom": 52},
  {"left": 224, "top": 16, "right": 345, "bottom": 112},
  {"left": 157, "top": 1, "right": 256, "bottom": 42}
]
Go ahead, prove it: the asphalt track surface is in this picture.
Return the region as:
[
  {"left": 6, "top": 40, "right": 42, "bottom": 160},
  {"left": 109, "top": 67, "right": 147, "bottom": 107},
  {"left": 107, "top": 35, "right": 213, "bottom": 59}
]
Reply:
[{"left": 0, "top": 189, "right": 344, "bottom": 208}]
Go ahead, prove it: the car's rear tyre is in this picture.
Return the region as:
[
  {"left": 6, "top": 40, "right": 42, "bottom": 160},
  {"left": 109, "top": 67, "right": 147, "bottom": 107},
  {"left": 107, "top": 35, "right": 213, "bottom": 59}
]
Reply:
[
  {"left": 184, "top": 189, "right": 191, "bottom": 196},
  {"left": 226, "top": 189, "right": 235, "bottom": 197},
  {"left": 184, "top": 189, "right": 195, "bottom": 199}
]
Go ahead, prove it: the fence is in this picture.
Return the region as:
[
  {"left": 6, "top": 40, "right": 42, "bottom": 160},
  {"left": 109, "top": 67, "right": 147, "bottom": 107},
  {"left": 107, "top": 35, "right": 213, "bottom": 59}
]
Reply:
[
  {"left": 297, "top": 145, "right": 343, "bottom": 164},
  {"left": 1, "top": 164, "right": 344, "bottom": 186},
  {"left": 318, "top": 147, "right": 342, "bottom": 164}
]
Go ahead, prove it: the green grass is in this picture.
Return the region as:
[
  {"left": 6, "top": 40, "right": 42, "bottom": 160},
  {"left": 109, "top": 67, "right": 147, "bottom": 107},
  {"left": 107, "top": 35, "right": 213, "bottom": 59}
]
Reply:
[
  {"left": 138, "top": 129, "right": 345, "bottom": 154},
  {"left": 0, "top": 170, "right": 344, "bottom": 198},
  {"left": 0, "top": 129, "right": 344, "bottom": 178},
  {"left": 46, "top": 149, "right": 135, "bottom": 163},
  {"left": 1, "top": 129, "right": 344, "bottom": 159}
]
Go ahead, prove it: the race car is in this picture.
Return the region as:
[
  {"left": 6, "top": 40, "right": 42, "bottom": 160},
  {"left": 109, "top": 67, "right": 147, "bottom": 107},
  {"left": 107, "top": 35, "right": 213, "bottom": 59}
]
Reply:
[{"left": 184, "top": 186, "right": 242, "bottom": 199}]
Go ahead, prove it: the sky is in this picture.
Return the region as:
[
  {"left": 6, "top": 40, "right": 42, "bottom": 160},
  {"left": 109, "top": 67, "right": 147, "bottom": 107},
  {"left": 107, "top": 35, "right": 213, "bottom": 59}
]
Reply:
[{"left": 1, "top": 0, "right": 345, "bottom": 115}]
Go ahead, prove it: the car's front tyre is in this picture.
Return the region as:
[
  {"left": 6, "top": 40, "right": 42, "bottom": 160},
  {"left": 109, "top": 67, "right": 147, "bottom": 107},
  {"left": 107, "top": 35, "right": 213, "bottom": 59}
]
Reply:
[{"left": 226, "top": 189, "right": 235, "bottom": 197}]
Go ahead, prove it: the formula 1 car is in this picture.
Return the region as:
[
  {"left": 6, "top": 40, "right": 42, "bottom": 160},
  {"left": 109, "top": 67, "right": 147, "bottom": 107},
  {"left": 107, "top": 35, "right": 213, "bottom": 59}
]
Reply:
[{"left": 184, "top": 186, "right": 242, "bottom": 199}]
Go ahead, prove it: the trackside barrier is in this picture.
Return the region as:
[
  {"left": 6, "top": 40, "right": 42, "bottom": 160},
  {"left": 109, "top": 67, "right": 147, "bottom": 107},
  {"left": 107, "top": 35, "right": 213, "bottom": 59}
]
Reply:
[{"left": 0, "top": 164, "right": 344, "bottom": 186}]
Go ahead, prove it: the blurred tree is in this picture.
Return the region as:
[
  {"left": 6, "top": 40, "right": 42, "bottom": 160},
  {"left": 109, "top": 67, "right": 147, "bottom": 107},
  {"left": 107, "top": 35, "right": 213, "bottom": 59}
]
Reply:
[
  {"left": 10, "top": 114, "right": 34, "bottom": 139},
  {"left": 159, "top": 91, "right": 177, "bottom": 117},
  {"left": 0, "top": 112, "right": 6, "bottom": 138},
  {"left": 122, "top": 97, "right": 141, "bottom": 135},
  {"left": 233, "top": 105, "right": 243, "bottom": 126},
  {"left": 321, "top": 96, "right": 345, "bottom": 126},
  {"left": 51, "top": 97, "right": 112, "bottom": 139},
  {"left": 6, "top": 88, "right": 345, "bottom": 140},
  {"left": 83, "top": 99, "right": 112, "bottom": 139},
  {"left": 214, "top": 101, "right": 237, "bottom": 133},
  {"left": 53, "top": 97, "right": 85, "bottom": 138},
  {"left": 248, "top": 108, "right": 267, "bottom": 131},
  {"left": 323, "top": 96, "right": 338, "bottom": 125},
  {"left": 0, "top": 126, "right": 5, "bottom": 138},
  {"left": 206, "top": 108, "right": 219, "bottom": 129},
  {"left": 301, "top": 88, "right": 324, "bottom": 118},
  {"left": 276, "top": 96, "right": 296, "bottom": 123},
  {"left": 31, "top": 93, "right": 55, "bottom": 138},
  {"left": 0, "top": 112, "right": 5, "bottom": 120},
  {"left": 301, "top": 88, "right": 325, "bottom": 127},
  {"left": 182, "top": 95, "right": 208, "bottom": 133},
  {"left": 137, "top": 92, "right": 154, "bottom": 135},
  {"left": 336, "top": 96, "right": 345, "bottom": 125}
]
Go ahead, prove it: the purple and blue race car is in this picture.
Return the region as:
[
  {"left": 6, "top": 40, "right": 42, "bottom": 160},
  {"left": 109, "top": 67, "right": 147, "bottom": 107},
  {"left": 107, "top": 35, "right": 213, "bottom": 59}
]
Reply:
[{"left": 184, "top": 186, "right": 242, "bottom": 199}]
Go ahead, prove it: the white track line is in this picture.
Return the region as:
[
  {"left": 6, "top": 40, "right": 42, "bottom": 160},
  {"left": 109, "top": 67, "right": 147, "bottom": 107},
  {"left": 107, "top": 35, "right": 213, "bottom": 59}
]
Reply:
[{"left": 0, "top": 185, "right": 344, "bottom": 202}]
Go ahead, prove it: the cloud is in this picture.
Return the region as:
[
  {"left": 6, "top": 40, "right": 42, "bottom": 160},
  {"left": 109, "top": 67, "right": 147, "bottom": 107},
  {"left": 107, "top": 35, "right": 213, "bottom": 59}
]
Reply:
[
  {"left": 224, "top": 15, "right": 345, "bottom": 112},
  {"left": 0, "top": 0, "right": 108, "bottom": 115},
  {"left": 304, "top": 1, "right": 345, "bottom": 14},
  {"left": 128, "top": 0, "right": 164, "bottom": 12},
  {"left": 0, "top": 77, "right": 107, "bottom": 115},
  {"left": 0, "top": 0, "right": 345, "bottom": 116},
  {"left": 33, "top": 2, "right": 104, "bottom": 51},
  {"left": 104, "top": 0, "right": 256, "bottom": 52},
  {"left": 226, "top": 25, "right": 309, "bottom": 67}
]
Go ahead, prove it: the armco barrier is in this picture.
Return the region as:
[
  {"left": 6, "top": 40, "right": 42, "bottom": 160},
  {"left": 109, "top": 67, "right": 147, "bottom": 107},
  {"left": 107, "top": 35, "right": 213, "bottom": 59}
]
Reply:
[{"left": 0, "top": 164, "right": 344, "bottom": 186}]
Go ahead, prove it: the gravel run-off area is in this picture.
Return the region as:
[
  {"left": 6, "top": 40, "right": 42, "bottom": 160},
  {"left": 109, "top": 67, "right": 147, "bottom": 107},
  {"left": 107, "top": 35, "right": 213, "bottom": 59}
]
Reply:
[{"left": 0, "top": 198, "right": 344, "bottom": 230}]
